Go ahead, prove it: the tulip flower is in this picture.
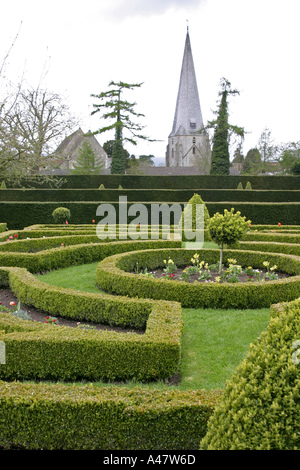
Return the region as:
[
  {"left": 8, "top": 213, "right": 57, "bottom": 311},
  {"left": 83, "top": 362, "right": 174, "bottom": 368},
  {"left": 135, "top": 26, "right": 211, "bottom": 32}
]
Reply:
[{"left": 10, "top": 301, "right": 15, "bottom": 306}]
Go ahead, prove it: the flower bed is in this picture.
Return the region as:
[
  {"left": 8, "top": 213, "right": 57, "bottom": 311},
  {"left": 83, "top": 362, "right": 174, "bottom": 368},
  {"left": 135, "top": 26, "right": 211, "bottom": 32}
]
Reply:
[
  {"left": 141, "top": 254, "right": 287, "bottom": 284},
  {"left": 96, "top": 248, "right": 300, "bottom": 309}
]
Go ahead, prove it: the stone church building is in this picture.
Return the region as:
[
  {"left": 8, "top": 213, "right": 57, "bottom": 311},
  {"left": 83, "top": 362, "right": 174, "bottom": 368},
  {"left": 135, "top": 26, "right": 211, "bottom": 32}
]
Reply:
[
  {"left": 165, "top": 28, "right": 211, "bottom": 173},
  {"left": 54, "top": 128, "right": 110, "bottom": 173}
]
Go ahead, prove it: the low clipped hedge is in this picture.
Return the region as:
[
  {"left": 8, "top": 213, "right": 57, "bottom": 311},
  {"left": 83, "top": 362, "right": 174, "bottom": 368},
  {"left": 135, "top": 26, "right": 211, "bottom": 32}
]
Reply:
[
  {"left": 242, "top": 231, "right": 300, "bottom": 244},
  {"left": 238, "top": 241, "right": 300, "bottom": 257},
  {"left": 0, "top": 266, "right": 183, "bottom": 382},
  {"left": 96, "top": 248, "right": 300, "bottom": 309},
  {"left": 0, "top": 238, "right": 181, "bottom": 273},
  {"left": 0, "top": 381, "right": 223, "bottom": 450},
  {"left": 200, "top": 297, "right": 300, "bottom": 450}
]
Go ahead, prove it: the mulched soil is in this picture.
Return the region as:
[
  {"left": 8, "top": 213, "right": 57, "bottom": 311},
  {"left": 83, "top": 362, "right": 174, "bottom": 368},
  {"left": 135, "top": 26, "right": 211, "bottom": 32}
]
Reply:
[
  {"left": 0, "top": 288, "right": 144, "bottom": 335},
  {"left": 142, "top": 267, "right": 289, "bottom": 283}
]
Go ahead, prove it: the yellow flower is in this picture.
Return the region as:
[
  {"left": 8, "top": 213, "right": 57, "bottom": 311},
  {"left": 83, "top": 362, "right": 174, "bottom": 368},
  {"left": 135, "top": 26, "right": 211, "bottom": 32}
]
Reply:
[
  {"left": 270, "top": 265, "right": 277, "bottom": 271},
  {"left": 163, "top": 260, "right": 166, "bottom": 264},
  {"left": 263, "top": 261, "right": 270, "bottom": 267},
  {"left": 215, "top": 276, "right": 221, "bottom": 283}
]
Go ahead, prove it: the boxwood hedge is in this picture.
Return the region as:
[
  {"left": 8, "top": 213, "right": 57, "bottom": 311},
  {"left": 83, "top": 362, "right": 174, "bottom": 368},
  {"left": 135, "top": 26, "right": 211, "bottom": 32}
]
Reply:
[
  {"left": 200, "top": 297, "right": 300, "bottom": 450},
  {"left": 96, "top": 248, "right": 300, "bottom": 309}
]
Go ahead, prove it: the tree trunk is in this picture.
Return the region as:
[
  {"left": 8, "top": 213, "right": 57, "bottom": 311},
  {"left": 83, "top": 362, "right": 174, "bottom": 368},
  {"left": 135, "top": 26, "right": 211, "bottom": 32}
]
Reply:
[{"left": 219, "top": 243, "right": 223, "bottom": 274}]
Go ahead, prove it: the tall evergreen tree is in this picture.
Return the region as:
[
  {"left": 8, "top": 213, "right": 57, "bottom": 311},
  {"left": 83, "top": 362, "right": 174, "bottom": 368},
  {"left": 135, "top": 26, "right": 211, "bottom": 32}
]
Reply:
[
  {"left": 90, "top": 81, "right": 154, "bottom": 174},
  {"left": 71, "top": 139, "right": 104, "bottom": 175},
  {"left": 208, "top": 78, "right": 244, "bottom": 175}
]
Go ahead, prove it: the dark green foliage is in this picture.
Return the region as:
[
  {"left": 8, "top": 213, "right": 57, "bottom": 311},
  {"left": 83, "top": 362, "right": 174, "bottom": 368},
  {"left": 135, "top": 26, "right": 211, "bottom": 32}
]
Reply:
[
  {"left": 291, "top": 160, "right": 300, "bottom": 175},
  {"left": 1, "top": 200, "right": 300, "bottom": 230},
  {"left": 6, "top": 174, "right": 300, "bottom": 190},
  {"left": 242, "top": 148, "right": 262, "bottom": 174},
  {"left": 209, "top": 78, "right": 244, "bottom": 175},
  {"left": 111, "top": 138, "right": 125, "bottom": 174}
]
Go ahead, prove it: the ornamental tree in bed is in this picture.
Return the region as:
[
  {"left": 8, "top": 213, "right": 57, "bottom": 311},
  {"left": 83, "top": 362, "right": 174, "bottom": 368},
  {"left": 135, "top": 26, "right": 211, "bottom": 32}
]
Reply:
[{"left": 209, "top": 208, "right": 250, "bottom": 273}]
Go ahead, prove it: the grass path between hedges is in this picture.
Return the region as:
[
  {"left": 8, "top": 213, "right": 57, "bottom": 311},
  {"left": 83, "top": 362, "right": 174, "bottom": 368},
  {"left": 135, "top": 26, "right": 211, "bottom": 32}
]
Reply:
[{"left": 36, "top": 262, "right": 270, "bottom": 390}]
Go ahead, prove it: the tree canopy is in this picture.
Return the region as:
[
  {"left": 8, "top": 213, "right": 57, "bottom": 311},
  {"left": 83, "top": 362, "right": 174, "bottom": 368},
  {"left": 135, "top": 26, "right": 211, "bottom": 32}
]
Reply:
[{"left": 90, "top": 81, "right": 155, "bottom": 174}]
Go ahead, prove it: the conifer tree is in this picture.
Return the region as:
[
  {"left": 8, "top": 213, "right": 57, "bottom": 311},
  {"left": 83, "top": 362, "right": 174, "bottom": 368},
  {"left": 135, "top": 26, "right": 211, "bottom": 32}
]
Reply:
[
  {"left": 71, "top": 140, "right": 104, "bottom": 175},
  {"left": 90, "top": 81, "right": 154, "bottom": 174},
  {"left": 208, "top": 78, "right": 244, "bottom": 175}
]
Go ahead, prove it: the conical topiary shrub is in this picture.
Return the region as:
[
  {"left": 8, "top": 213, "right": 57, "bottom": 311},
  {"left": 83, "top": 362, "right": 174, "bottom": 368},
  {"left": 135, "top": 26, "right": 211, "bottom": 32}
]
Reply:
[
  {"left": 178, "top": 193, "right": 210, "bottom": 241},
  {"left": 237, "top": 182, "right": 243, "bottom": 190},
  {"left": 245, "top": 181, "right": 252, "bottom": 190}
]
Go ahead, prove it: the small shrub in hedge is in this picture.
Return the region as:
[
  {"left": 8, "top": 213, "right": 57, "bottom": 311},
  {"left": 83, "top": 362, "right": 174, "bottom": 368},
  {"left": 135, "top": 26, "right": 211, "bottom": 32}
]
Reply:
[
  {"left": 200, "top": 297, "right": 300, "bottom": 450},
  {"left": 52, "top": 207, "right": 71, "bottom": 224}
]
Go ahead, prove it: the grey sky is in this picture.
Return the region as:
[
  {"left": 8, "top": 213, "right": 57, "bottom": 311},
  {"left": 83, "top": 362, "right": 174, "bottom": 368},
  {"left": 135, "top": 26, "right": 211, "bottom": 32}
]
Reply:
[{"left": 106, "top": 0, "right": 206, "bottom": 18}]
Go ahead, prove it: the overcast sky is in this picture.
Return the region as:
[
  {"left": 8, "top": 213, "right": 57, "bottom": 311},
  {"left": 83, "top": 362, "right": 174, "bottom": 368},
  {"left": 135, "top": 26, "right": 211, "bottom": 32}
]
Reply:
[{"left": 1, "top": 0, "right": 299, "bottom": 163}]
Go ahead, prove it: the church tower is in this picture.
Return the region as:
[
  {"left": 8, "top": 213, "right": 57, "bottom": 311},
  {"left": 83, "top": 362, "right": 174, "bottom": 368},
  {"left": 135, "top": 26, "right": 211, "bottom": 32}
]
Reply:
[{"left": 166, "top": 27, "right": 211, "bottom": 172}]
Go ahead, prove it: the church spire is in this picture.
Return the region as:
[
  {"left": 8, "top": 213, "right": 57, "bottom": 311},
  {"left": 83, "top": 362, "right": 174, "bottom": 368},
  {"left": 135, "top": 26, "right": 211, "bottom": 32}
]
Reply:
[{"left": 169, "top": 28, "right": 203, "bottom": 137}]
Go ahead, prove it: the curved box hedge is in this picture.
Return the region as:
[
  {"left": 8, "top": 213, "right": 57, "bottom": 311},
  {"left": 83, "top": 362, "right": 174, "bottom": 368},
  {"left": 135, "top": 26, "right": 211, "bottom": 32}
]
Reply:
[{"left": 96, "top": 248, "right": 300, "bottom": 309}]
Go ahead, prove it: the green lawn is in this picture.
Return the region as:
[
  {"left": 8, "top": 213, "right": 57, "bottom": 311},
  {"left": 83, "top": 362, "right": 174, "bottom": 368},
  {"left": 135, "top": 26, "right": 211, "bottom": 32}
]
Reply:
[{"left": 36, "top": 261, "right": 270, "bottom": 390}]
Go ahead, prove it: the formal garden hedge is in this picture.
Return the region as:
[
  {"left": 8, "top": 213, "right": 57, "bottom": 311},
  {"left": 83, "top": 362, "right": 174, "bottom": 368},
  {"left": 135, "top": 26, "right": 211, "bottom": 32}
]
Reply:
[
  {"left": 3, "top": 174, "right": 300, "bottom": 189},
  {"left": 96, "top": 247, "right": 300, "bottom": 309},
  {"left": 0, "top": 223, "right": 300, "bottom": 449},
  {"left": 1, "top": 200, "right": 300, "bottom": 229},
  {"left": 1, "top": 188, "right": 300, "bottom": 203},
  {"left": 0, "top": 267, "right": 184, "bottom": 382}
]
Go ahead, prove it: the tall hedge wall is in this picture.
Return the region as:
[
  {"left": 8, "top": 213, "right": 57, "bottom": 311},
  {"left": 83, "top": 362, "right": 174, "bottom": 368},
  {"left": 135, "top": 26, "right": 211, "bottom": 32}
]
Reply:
[
  {"left": 1, "top": 201, "right": 300, "bottom": 229},
  {"left": 1, "top": 188, "right": 300, "bottom": 203},
  {"left": 4, "top": 174, "right": 300, "bottom": 190}
]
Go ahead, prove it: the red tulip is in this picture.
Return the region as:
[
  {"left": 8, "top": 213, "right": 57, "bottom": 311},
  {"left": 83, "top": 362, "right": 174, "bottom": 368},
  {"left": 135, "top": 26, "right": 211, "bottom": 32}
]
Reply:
[
  {"left": 278, "top": 222, "right": 281, "bottom": 226},
  {"left": 92, "top": 220, "right": 95, "bottom": 224},
  {"left": 65, "top": 221, "right": 68, "bottom": 225},
  {"left": 10, "top": 301, "right": 15, "bottom": 306},
  {"left": 14, "top": 234, "right": 18, "bottom": 238}
]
